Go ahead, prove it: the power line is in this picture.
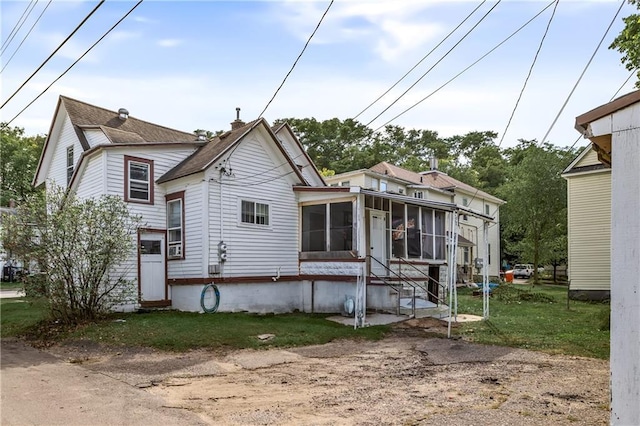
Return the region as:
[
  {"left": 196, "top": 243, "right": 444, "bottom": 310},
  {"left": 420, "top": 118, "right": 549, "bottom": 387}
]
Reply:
[
  {"left": 568, "top": 69, "right": 638, "bottom": 151},
  {"left": 364, "top": 0, "right": 502, "bottom": 128},
  {"left": 1, "top": 1, "right": 144, "bottom": 129},
  {"left": 538, "top": 0, "right": 625, "bottom": 146},
  {"left": 352, "top": 0, "right": 487, "bottom": 121},
  {"left": 1, "top": 0, "right": 53, "bottom": 74},
  {"left": 374, "top": 0, "right": 557, "bottom": 132},
  {"left": 498, "top": 0, "right": 559, "bottom": 148},
  {"left": 258, "top": 0, "right": 333, "bottom": 118},
  {"left": 0, "top": 0, "right": 105, "bottom": 110},
  {"left": 609, "top": 69, "right": 637, "bottom": 101},
  {"left": 0, "top": 0, "right": 37, "bottom": 54}
]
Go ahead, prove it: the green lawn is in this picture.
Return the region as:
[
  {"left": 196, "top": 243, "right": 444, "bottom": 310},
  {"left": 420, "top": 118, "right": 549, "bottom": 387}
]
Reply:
[
  {"left": 0, "top": 298, "right": 48, "bottom": 337},
  {"left": 455, "top": 284, "right": 610, "bottom": 359}
]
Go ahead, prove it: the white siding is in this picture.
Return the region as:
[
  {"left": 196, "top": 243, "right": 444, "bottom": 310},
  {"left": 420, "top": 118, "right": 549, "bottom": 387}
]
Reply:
[
  {"left": 45, "top": 114, "right": 83, "bottom": 189},
  {"left": 83, "top": 129, "right": 109, "bottom": 147},
  {"left": 104, "top": 146, "right": 197, "bottom": 228},
  {"left": 273, "top": 127, "right": 324, "bottom": 186},
  {"left": 164, "top": 176, "right": 205, "bottom": 278},
  {"left": 567, "top": 171, "right": 611, "bottom": 291},
  {"left": 207, "top": 129, "right": 300, "bottom": 278},
  {"left": 75, "top": 152, "right": 105, "bottom": 198}
]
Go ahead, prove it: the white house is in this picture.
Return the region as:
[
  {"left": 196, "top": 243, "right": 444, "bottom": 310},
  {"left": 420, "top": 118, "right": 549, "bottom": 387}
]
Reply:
[
  {"left": 561, "top": 145, "right": 611, "bottom": 301},
  {"left": 327, "top": 161, "right": 504, "bottom": 281},
  {"left": 34, "top": 96, "right": 494, "bottom": 322},
  {"left": 574, "top": 89, "right": 640, "bottom": 425}
]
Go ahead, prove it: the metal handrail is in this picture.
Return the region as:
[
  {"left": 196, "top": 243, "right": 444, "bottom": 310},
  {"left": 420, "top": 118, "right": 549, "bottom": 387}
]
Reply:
[
  {"left": 368, "top": 256, "right": 416, "bottom": 316},
  {"left": 395, "top": 257, "right": 448, "bottom": 305},
  {"left": 368, "top": 255, "right": 447, "bottom": 314}
]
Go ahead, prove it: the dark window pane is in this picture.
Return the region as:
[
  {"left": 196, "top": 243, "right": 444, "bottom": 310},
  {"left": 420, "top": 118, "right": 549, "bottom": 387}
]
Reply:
[
  {"left": 140, "top": 240, "right": 161, "bottom": 254},
  {"left": 407, "top": 205, "right": 420, "bottom": 258},
  {"left": 130, "top": 163, "right": 148, "bottom": 181},
  {"left": 241, "top": 200, "right": 254, "bottom": 223},
  {"left": 330, "top": 202, "right": 353, "bottom": 251},
  {"left": 391, "top": 202, "right": 405, "bottom": 258},
  {"left": 302, "top": 204, "right": 326, "bottom": 251},
  {"left": 168, "top": 200, "right": 181, "bottom": 228}
]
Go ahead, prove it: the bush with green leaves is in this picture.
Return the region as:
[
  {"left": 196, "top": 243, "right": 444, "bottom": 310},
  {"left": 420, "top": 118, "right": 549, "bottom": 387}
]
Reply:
[{"left": 2, "top": 187, "right": 141, "bottom": 324}]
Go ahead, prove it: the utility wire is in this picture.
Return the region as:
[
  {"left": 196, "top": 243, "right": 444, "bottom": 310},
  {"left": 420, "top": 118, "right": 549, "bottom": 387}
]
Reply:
[
  {"left": 538, "top": 0, "right": 625, "bottom": 146},
  {"left": 1, "top": 1, "right": 143, "bottom": 129},
  {"left": 1, "top": 0, "right": 53, "bottom": 74},
  {"left": 609, "top": 69, "right": 636, "bottom": 101},
  {"left": 258, "top": 0, "right": 333, "bottom": 118},
  {"left": 498, "top": 0, "right": 559, "bottom": 148},
  {"left": 568, "top": 69, "right": 638, "bottom": 151},
  {"left": 0, "top": 0, "right": 36, "bottom": 53},
  {"left": 374, "top": 0, "right": 556, "bottom": 132},
  {"left": 0, "top": 0, "right": 105, "bottom": 110},
  {"left": 353, "top": 0, "right": 487, "bottom": 121},
  {"left": 364, "top": 0, "right": 502, "bottom": 128}
]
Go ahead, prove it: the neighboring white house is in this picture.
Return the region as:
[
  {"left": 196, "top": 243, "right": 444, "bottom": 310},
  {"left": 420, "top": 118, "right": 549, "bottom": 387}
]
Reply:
[
  {"left": 327, "top": 161, "right": 505, "bottom": 281},
  {"left": 574, "top": 89, "right": 640, "bottom": 425},
  {"left": 562, "top": 145, "right": 611, "bottom": 301},
  {"left": 34, "top": 96, "right": 494, "bottom": 318}
]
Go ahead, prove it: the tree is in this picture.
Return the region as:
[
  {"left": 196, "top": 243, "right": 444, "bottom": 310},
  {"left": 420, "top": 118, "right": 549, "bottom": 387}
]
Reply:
[
  {"left": 499, "top": 141, "right": 575, "bottom": 283},
  {"left": 610, "top": 0, "right": 640, "bottom": 88},
  {"left": 2, "top": 187, "right": 141, "bottom": 324},
  {"left": 0, "top": 124, "right": 45, "bottom": 206}
]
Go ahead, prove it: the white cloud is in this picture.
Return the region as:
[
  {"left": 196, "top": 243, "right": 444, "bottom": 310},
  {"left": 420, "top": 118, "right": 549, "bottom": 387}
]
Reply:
[{"left": 157, "top": 39, "right": 183, "bottom": 48}]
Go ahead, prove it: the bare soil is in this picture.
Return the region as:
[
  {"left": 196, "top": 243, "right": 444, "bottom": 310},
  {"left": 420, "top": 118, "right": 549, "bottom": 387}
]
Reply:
[{"left": 45, "top": 318, "right": 609, "bottom": 425}]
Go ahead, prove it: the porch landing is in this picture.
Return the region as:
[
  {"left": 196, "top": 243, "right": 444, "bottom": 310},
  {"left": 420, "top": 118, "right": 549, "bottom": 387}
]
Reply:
[{"left": 326, "top": 312, "right": 485, "bottom": 327}]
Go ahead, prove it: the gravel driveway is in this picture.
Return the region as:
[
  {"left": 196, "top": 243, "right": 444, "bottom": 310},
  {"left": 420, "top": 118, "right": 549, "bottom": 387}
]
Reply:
[{"left": 11, "top": 317, "right": 609, "bottom": 426}]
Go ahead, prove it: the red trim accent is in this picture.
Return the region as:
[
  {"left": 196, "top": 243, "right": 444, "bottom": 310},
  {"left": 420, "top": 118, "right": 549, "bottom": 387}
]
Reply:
[
  {"left": 165, "top": 191, "right": 185, "bottom": 260},
  {"left": 124, "top": 155, "right": 154, "bottom": 205},
  {"left": 137, "top": 228, "right": 168, "bottom": 302}
]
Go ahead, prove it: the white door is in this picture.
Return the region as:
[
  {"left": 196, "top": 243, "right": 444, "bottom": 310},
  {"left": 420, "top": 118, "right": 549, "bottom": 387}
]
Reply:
[
  {"left": 139, "top": 233, "right": 166, "bottom": 302},
  {"left": 369, "top": 211, "right": 387, "bottom": 276}
]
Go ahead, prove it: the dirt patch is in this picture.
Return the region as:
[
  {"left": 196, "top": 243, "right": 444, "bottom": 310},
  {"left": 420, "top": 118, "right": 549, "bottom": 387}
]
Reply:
[{"left": 42, "top": 319, "right": 609, "bottom": 425}]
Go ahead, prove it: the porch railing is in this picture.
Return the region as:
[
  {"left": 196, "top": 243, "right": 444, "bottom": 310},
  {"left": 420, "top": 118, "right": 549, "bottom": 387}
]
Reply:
[
  {"left": 367, "top": 255, "right": 447, "bottom": 317},
  {"left": 395, "top": 257, "right": 448, "bottom": 307}
]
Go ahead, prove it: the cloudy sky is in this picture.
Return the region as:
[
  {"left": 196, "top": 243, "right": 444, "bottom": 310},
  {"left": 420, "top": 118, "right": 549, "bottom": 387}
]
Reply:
[{"left": 0, "top": 0, "right": 636, "bottom": 150}]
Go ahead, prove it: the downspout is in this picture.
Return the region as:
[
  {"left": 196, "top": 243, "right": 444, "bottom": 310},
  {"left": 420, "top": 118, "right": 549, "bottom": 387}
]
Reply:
[{"left": 219, "top": 168, "right": 224, "bottom": 277}]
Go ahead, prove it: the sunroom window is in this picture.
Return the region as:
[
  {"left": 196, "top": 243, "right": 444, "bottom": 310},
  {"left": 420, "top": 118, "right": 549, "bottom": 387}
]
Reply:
[{"left": 302, "top": 202, "right": 353, "bottom": 252}]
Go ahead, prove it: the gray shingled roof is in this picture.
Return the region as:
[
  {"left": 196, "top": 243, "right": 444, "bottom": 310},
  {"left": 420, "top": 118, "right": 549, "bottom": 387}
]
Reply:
[
  {"left": 157, "top": 119, "right": 262, "bottom": 183},
  {"left": 60, "top": 96, "right": 197, "bottom": 149}
]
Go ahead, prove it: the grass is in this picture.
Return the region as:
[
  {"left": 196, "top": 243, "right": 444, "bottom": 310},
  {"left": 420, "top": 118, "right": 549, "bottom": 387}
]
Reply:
[
  {"left": 0, "top": 281, "right": 24, "bottom": 290},
  {"left": 0, "top": 298, "right": 48, "bottom": 337},
  {"left": 1, "top": 298, "right": 389, "bottom": 351},
  {"left": 455, "top": 283, "right": 610, "bottom": 359}
]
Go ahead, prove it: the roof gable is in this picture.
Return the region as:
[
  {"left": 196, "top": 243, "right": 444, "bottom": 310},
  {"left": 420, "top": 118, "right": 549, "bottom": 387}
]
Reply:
[
  {"left": 60, "top": 96, "right": 197, "bottom": 146},
  {"left": 157, "top": 118, "right": 307, "bottom": 184},
  {"left": 370, "top": 161, "right": 505, "bottom": 204}
]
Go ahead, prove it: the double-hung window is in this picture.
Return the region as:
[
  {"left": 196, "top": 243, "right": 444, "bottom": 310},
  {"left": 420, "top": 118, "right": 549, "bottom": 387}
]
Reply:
[
  {"left": 166, "top": 192, "right": 184, "bottom": 259},
  {"left": 241, "top": 200, "right": 269, "bottom": 226},
  {"left": 66, "top": 146, "right": 74, "bottom": 184},
  {"left": 124, "top": 156, "right": 154, "bottom": 204}
]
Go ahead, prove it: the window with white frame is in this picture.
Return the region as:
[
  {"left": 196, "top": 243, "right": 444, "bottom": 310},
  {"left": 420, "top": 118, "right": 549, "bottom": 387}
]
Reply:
[
  {"left": 302, "top": 201, "right": 353, "bottom": 252},
  {"left": 66, "top": 146, "right": 74, "bottom": 184},
  {"left": 413, "top": 191, "right": 423, "bottom": 199},
  {"left": 241, "top": 200, "right": 269, "bottom": 226},
  {"left": 485, "top": 204, "right": 490, "bottom": 215},
  {"left": 380, "top": 181, "right": 387, "bottom": 191},
  {"left": 370, "top": 177, "right": 379, "bottom": 190},
  {"left": 393, "top": 203, "right": 446, "bottom": 260},
  {"left": 166, "top": 192, "right": 184, "bottom": 259},
  {"left": 125, "top": 156, "right": 153, "bottom": 204}
]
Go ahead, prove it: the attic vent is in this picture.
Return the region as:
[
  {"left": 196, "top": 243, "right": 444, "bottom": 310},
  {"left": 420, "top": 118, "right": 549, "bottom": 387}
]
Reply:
[
  {"left": 196, "top": 130, "right": 207, "bottom": 141},
  {"left": 118, "top": 108, "right": 129, "bottom": 121}
]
